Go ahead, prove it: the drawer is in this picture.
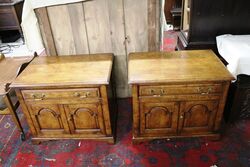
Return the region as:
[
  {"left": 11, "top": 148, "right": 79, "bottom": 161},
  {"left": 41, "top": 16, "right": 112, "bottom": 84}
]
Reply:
[
  {"left": 139, "top": 84, "right": 222, "bottom": 96},
  {"left": 22, "top": 88, "right": 100, "bottom": 100}
]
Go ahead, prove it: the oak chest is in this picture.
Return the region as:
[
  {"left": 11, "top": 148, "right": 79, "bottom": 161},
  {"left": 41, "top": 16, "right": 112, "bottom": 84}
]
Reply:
[
  {"left": 128, "top": 50, "right": 234, "bottom": 143},
  {"left": 11, "top": 54, "right": 116, "bottom": 144}
]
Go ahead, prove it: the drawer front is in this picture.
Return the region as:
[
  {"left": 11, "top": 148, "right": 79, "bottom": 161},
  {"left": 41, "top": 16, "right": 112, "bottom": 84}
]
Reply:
[
  {"left": 22, "top": 88, "right": 100, "bottom": 100},
  {"left": 139, "top": 84, "right": 222, "bottom": 96}
]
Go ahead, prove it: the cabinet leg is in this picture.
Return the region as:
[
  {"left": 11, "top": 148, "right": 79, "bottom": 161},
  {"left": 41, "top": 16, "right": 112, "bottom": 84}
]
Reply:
[
  {"left": 20, "top": 133, "right": 25, "bottom": 141},
  {"left": 31, "top": 139, "right": 41, "bottom": 145},
  {"left": 205, "top": 134, "right": 221, "bottom": 141},
  {"left": 106, "top": 138, "right": 115, "bottom": 144},
  {"left": 132, "top": 137, "right": 144, "bottom": 144}
]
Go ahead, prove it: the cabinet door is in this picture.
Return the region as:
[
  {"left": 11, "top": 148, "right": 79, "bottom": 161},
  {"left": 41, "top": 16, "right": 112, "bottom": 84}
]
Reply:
[
  {"left": 178, "top": 100, "right": 219, "bottom": 135},
  {"left": 64, "top": 103, "right": 106, "bottom": 136},
  {"left": 140, "top": 101, "right": 179, "bottom": 136},
  {"left": 27, "top": 104, "right": 69, "bottom": 136}
]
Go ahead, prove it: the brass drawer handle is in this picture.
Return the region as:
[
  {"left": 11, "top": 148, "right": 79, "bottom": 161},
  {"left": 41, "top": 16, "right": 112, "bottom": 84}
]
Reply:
[
  {"left": 197, "top": 87, "right": 212, "bottom": 95},
  {"left": 74, "top": 92, "right": 90, "bottom": 98},
  {"left": 32, "top": 94, "right": 45, "bottom": 100},
  {"left": 74, "top": 92, "right": 80, "bottom": 97},
  {"left": 150, "top": 89, "right": 166, "bottom": 96},
  {"left": 160, "top": 89, "right": 165, "bottom": 96},
  {"left": 150, "top": 89, "right": 159, "bottom": 97}
]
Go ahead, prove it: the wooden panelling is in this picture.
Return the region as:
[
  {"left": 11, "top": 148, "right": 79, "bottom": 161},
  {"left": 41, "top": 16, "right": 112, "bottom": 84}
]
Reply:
[
  {"left": 83, "top": 0, "right": 112, "bottom": 53},
  {"left": 67, "top": 3, "right": 89, "bottom": 54},
  {"left": 148, "top": 0, "right": 159, "bottom": 51},
  {"left": 35, "top": 7, "right": 57, "bottom": 56},
  {"left": 35, "top": 0, "right": 160, "bottom": 97},
  {"left": 124, "top": 0, "right": 148, "bottom": 53},
  {"left": 47, "top": 5, "right": 76, "bottom": 55},
  {"left": 107, "top": 0, "right": 129, "bottom": 97}
]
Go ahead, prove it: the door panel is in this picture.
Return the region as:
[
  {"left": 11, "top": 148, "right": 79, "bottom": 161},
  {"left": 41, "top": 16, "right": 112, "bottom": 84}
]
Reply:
[
  {"left": 140, "top": 101, "right": 179, "bottom": 136},
  {"left": 64, "top": 103, "right": 106, "bottom": 135},
  {"left": 179, "top": 100, "right": 219, "bottom": 135},
  {"left": 27, "top": 104, "right": 69, "bottom": 136}
]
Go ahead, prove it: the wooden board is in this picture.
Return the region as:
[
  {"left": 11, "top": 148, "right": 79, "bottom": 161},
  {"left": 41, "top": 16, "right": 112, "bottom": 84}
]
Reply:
[
  {"left": 128, "top": 50, "right": 235, "bottom": 84},
  {"left": 83, "top": 0, "right": 112, "bottom": 53},
  {"left": 67, "top": 2, "right": 89, "bottom": 54},
  {"left": 124, "top": 0, "right": 148, "bottom": 53},
  {"left": 35, "top": 7, "right": 57, "bottom": 56},
  {"left": 107, "top": 0, "right": 129, "bottom": 97},
  {"left": 47, "top": 5, "right": 76, "bottom": 55},
  {"left": 148, "top": 0, "right": 157, "bottom": 51},
  {"left": 11, "top": 54, "right": 113, "bottom": 87}
]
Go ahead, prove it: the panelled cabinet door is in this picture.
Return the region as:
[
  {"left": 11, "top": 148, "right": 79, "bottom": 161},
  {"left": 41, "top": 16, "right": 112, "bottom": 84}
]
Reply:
[
  {"left": 64, "top": 103, "right": 106, "bottom": 136},
  {"left": 27, "top": 104, "right": 70, "bottom": 136},
  {"left": 178, "top": 100, "right": 219, "bottom": 135},
  {"left": 140, "top": 102, "right": 179, "bottom": 136}
]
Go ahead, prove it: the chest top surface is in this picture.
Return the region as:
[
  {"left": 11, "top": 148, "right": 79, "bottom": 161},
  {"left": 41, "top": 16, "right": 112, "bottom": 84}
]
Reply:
[
  {"left": 128, "top": 50, "right": 234, "bottom": 84},
  {"left": 11, "top": 54, "right": 113, "bottom": 88}
]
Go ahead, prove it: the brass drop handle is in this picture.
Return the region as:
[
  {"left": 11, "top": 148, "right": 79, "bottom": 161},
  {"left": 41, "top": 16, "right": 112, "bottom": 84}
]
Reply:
[
  {"left": 207, "top": 88, "right": 212, "bottom": 93},
  {"left": 197, "top": 87, "right": 212, "bottom": 95},
  {"left": 74, "top": 92, "right": 80, "bottom": 97},
  {"left": 32, "top": 93, "right": 45, "bottom": 100},
  {"left": 160, "top": 89, "right": 165, "bottom": 96},
  {"left": 150, "top": 89, "right": 155, "bottom": 95},
  {"left": 74, "top": 92, "right": 90, "bottom": 98}
]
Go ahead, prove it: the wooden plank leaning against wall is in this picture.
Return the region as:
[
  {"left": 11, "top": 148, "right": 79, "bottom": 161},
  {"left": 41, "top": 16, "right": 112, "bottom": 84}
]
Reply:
[{"left": 35, "top": 0, "right": 160, "bottom": 97}]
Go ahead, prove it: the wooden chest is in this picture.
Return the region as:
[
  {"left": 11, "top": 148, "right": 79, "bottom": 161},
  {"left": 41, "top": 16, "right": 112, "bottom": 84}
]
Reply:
[
  {"left": 11, "top": 54, "right": 116, "bottom": 144},
  {"left": 128, "top": 50, "right": 234, "bottom": 143}
]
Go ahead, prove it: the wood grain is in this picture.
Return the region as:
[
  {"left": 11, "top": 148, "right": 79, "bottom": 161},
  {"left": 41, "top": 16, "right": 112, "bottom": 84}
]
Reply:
[
  {"left": 35, "top": 0, "right": 161, "bottom": 97},
  {"left": 83, "top": 0, "right": 112, "bottom": 53},
  {"left": 35, "top": 7, "right": 57, "bottom": 56},
  {"left": 47, "top": 5, "right": 76, "bottom": 55},
  {"left": 148, "top": 0, "right": 158, "bottom": 51},
  {"left": 11, "top": 54, "right": 113, "bottom": 88},
  {"left": 107, "top": 0, "right": 129, "bottom": 97},
  {"left": 67, "top": 2, "right": 89, "bottom": 54},
  {"left": 129, "top": 50, "right": 235, "bottom": 84},
  {"left": 124, "top": 0, "right": 148, "bottom": 53}
]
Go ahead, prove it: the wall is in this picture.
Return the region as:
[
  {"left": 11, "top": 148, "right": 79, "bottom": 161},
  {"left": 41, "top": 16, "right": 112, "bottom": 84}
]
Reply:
[{"left": 35, "top": 0, "right": 161, "bottom": 97}]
